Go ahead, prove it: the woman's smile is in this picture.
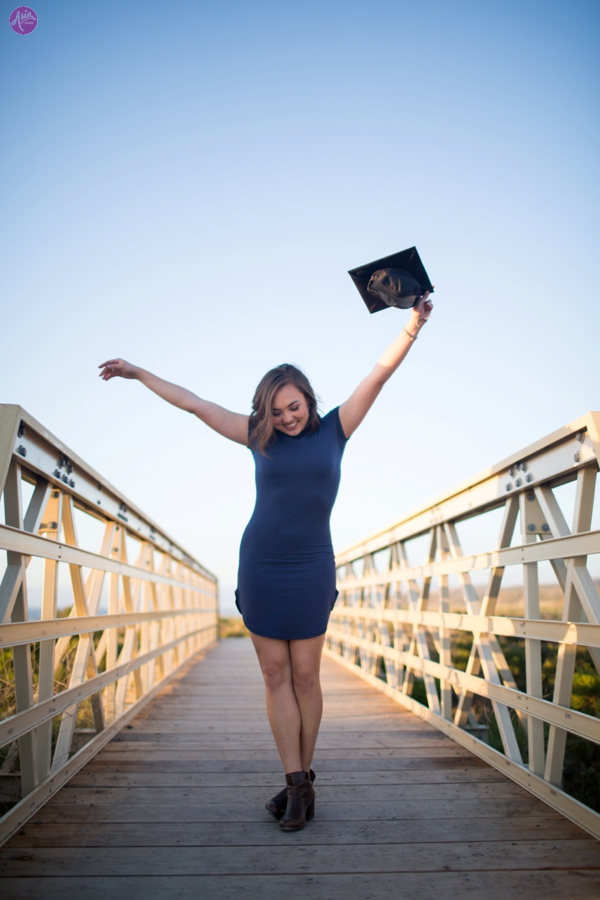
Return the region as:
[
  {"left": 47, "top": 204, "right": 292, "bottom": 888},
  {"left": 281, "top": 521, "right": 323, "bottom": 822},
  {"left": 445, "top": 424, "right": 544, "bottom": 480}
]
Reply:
[{"left": 272, "top": 384, "right": 310, "bottom": 436}]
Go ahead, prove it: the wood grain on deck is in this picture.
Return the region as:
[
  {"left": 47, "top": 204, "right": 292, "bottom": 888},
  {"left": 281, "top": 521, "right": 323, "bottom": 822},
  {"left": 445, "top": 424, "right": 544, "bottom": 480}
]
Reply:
[{"left": 1, "top": 638, "right": 599, "bottom": 899}]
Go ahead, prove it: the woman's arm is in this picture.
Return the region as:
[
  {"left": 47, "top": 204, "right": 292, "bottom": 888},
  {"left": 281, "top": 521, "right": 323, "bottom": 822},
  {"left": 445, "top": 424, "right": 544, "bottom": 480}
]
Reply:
[
  {"left": 338, "top": 292, "right": 433, "bottom": 439},
  {"left": 98, "top": 359, "right": 249, "bottom": 445}
]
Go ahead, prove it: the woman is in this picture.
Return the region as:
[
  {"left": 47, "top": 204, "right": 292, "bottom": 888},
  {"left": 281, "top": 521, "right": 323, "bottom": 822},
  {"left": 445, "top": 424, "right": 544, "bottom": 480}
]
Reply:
[{"left": 99, "top": 292, "right": 432, "bottom": 831}]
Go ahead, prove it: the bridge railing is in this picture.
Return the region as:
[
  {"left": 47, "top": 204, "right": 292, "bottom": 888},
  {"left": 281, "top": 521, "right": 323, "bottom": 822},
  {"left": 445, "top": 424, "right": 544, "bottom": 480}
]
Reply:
[
  {"left": 327, "top": 411, "right": 600, "bottom": 839},
  {"left": 0, "top": 405, "right": 218, "bottom": 844}
]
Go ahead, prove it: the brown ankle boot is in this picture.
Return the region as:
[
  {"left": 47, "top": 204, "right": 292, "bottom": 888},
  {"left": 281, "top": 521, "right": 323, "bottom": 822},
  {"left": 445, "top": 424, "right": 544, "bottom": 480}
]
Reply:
[
  {"left": 279, "top": 770, "right": 315, "bottom": 831},
  {"left": 266, "top": 769, "right": 315, "bottom": 821}
]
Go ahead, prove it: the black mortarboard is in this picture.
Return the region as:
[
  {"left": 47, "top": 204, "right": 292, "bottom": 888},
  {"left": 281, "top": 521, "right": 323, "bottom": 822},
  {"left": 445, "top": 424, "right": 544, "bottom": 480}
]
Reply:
[{"left": 348, "top": 246, "right": 434, "bottom": 314}]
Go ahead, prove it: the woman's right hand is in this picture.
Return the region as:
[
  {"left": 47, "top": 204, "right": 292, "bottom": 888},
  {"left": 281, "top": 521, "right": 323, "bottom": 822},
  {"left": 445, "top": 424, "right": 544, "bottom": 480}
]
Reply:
[{"left": 98, "top": 358, "right": 139, "bottom": 381}]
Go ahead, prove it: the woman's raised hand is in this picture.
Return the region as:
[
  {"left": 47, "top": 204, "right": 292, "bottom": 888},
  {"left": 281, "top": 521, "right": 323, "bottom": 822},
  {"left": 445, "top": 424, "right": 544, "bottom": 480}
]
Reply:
[
  {"left": 410, "top": 290, "right": 433, "bottom": 326},
  {"left": 98, "top": 358, "right": 139, "bottom": 381}
]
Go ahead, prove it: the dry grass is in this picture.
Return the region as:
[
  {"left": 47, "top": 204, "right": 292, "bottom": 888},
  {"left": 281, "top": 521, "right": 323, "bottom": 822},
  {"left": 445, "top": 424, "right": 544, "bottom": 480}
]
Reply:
[
  {"left": 219, "top": 616, "right": 250, "bottom": 638},
  {"left": 434, "top": 582, "right": 566, "bottom": 619}
]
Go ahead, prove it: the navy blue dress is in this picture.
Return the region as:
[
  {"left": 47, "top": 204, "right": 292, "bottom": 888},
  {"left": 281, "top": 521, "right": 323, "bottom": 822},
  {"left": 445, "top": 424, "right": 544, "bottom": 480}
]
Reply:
[{"left": 235, "top": 408, "right": 348, "bottom": 640}]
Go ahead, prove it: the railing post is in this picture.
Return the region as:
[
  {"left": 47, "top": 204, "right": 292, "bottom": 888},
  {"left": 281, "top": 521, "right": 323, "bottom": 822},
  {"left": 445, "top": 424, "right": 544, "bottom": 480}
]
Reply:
[
  {"left": 36, "top": 489, "right": 62, "bottom": 780},
  {"left": 3, "top": 461, "right": 39, "bottom": 795},
  {"left": 519, "top": 490, "right": 545, "bottom": 776},
  {"left": 545, "top": 466, "right": 597, "bottom": 785},
  {"left": 437, "top": 526, "right": 452, "bottom": 720}
]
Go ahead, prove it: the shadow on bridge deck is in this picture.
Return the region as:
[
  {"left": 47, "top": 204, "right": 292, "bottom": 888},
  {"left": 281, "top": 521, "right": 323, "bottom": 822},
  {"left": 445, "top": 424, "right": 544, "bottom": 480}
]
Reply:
[{"left": 1, "top": 638, "right": 599, "bottom": 899}]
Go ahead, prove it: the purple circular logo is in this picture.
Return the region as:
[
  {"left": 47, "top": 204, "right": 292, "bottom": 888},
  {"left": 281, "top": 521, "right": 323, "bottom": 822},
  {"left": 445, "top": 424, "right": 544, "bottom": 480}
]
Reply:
[{"left": 9, "top": 6, "right": 37, "bottom": 35}]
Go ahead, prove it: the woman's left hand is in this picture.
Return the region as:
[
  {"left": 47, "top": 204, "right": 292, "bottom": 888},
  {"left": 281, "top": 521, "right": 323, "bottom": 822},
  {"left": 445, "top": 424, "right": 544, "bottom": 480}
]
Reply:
[{"left": 409, "top": 291, "right": 433, "bottom": 331}]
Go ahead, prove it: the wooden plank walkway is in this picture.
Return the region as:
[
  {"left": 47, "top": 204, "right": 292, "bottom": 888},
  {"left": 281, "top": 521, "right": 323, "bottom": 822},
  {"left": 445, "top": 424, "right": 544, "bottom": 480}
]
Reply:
[{"left": 1, "top": 638, "right": 599, "bottom": 899}]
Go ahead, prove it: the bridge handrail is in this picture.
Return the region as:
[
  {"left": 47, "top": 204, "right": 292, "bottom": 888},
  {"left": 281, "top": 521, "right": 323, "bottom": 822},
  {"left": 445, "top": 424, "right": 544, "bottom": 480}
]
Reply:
[
  {"left": 328, "top": 410, "right": 600, "bottom": 839},
  {"left": 0, "top": 405, "right": 219, "bottom": 845}
]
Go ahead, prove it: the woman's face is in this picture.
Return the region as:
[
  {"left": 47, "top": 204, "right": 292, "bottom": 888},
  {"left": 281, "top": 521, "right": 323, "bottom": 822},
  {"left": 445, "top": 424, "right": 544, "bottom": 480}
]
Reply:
[{"left": 271, "top": 383, "right": 310, "bottom": 436}]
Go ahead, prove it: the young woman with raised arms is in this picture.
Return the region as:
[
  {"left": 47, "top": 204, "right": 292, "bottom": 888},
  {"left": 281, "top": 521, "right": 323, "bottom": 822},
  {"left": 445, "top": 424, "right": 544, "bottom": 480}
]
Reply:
[{"left": 99, "top": 291, "right": 432, "bottom": 831}]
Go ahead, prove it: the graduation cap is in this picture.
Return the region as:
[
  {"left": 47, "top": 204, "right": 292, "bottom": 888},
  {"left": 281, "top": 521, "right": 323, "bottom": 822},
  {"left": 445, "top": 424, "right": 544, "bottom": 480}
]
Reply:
[{"left": 348, "top": 246, "right": 434, "bottom": 314}]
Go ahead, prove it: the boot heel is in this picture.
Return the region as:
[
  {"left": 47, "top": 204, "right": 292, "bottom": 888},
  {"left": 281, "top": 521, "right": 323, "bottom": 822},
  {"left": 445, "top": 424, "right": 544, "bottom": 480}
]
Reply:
[{"left": 279, "top": 771, "right": 315, "bottom": 831}]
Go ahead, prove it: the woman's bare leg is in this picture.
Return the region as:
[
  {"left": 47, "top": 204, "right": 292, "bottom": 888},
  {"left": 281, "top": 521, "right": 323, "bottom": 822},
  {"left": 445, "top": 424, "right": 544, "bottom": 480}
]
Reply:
[
  {"left": 250, "top": 632, "right": 326, "bottom": 774},
  {"left": 290, "top": 634, "right": 326, "bottom": 771},
  {"left": 250, "top": 633, "right": 302, "bottom": 773}
]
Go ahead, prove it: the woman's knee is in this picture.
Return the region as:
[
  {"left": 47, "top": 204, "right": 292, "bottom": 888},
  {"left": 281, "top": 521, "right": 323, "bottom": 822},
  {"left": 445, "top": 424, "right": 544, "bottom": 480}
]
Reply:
[
  {"left": 260, "top": 659, "right": 292, "bottom": 693},
  {"left": 251, "top": 635, "right": 292, "bottom": 692},
  {"left": 291, "top": 661, "right": 320, "bottom": 695}
]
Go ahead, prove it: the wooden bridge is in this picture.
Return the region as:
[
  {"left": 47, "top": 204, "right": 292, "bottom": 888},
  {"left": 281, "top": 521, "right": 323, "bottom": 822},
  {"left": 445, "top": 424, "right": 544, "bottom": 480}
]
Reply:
[
  {"left": 2, "top": 638, "right": 599, "bottom": 898},
  {"left": 1, "top": 405, "right": 600, "bottom": 897}
]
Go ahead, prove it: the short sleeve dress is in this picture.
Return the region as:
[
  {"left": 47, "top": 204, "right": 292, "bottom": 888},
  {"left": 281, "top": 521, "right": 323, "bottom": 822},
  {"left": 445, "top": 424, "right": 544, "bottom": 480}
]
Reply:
[{"left": 235, "top": 408, "right": 348, "bottom": 640}]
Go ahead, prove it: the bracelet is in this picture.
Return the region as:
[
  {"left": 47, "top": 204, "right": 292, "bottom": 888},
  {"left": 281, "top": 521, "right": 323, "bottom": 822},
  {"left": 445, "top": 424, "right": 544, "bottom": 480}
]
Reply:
[{"left": 404, "top": 327, "right": 417, "bottom": 342}]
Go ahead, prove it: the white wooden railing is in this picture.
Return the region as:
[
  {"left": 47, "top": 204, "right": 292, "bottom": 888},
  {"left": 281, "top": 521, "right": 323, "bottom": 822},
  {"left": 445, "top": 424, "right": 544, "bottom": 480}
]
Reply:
[
  {"left": 0, "top": 405, "right": 218, "bottom": 844},
  {"left": 327, "top": 411, "right": 600, "bottom": 839}
]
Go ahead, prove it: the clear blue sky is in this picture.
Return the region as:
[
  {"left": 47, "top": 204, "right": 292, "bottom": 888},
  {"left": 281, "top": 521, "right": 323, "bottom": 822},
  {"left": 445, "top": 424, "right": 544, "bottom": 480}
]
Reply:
[{"left": 2, "top": 0, "right": 599, "bottom": 612}]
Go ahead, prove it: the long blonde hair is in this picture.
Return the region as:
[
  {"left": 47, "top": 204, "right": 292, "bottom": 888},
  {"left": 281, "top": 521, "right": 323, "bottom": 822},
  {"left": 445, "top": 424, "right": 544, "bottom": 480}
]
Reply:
[{"left": 249, "top": 364, "right": 320, "bottom": 455}]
